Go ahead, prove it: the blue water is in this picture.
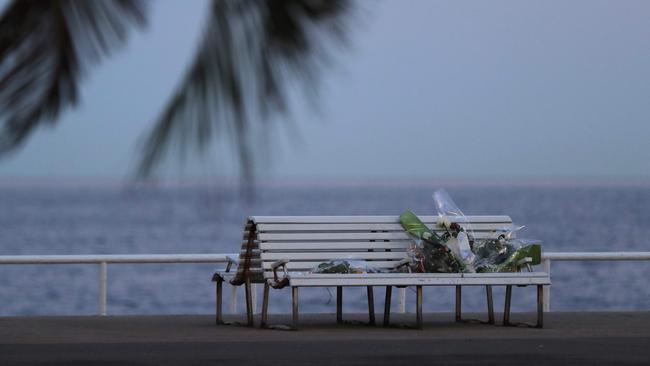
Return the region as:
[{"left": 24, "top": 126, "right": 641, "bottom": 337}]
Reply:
[{"left": 0, "top": 182, "right": 648, "bottom": 316}]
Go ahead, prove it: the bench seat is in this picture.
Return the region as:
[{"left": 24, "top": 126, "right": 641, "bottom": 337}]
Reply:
[{"left": 285, "top": 272, "right": 550, "bottom": 287}]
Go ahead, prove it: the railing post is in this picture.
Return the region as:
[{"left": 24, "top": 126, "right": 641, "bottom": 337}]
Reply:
[
  {"left": 230, "top": 286, "right": 238, "bottom": 314},
  {"left": 543, "top": 258, "right": 551, "bottom": 312},
  {"left": 398, "top": 287, "right": 406, "bottom": 313},
  {"left": 251, "top": 283, "right": 258, "bottom": 314},
  {"left": 99, "top": 262, "right": 107, "bottom": 316}
]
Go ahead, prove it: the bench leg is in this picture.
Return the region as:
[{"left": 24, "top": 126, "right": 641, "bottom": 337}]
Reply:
[
  {"left": 486, "top": 285, "right": 495, "bottom": 325},
  {"left": 383, "top": 286, "right": 392, "bottom": 327},
  {"left": 215, "top": 278, "right": 223, "bottom": 325},
  {"left": 416, "top": 285, "right": 423, "bottom": 329},
  {"left": 336, "top": 286, "right": 343, "bottom": 324},
  {"left": 245, "top": 278, "right": 254, "bottom": 327},
  {"left": 503, "top": 284, "right": 544, "bottom": 328},
  {"left": 260, "top": 282, "right": 270, "bottom": 328},
  {"left": 292, "top": 287, "right": 299, "bottom": 329},
  {"left": 367, "top": 286, "right": 376, "bottom": 325},
  {"left": 537, "top": 284, "right": 544, "bottom": 328},
  {"left": 503, "top": 285, "right": 512, "bottom": 326},
  {"left": 455, "top": 286, "right": 462, "bottom": 322}
]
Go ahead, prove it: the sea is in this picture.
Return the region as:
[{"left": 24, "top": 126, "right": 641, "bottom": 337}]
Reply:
[{"left": 0, "top": 181, "right": 648, "bottom": 316}]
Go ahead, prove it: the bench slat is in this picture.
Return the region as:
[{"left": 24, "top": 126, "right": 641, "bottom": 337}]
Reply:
[
  {"left": 250, "top": 215, "right": 512, "bottom": 224},
  {"left": 262, "top": 260, "right": 404, "bottom": 271},
  {"left": 261, "top": 251, "right": 408, "bottom": 261},
  {"left": 256, "top": 223, "right": 513, "bottom": 232},
  {"left": 286, "top": 273, "right": 550, "bottom": 287},
  {"left": 258, "top": 232, "right": 415, "bottom": 241},
  {"left": 257, "top": 232, "right": 504, "bottom": 242},
  {"left": 288, "top": 272, "right": 550, "bottom": 279},
  {"left": 259, "top": 242, "right": 413, "bottom": 250}
]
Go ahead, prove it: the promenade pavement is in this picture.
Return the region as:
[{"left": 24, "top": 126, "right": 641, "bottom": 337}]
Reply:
[{"left": 1, "top": 312, "right": 649, "bottom": 365}]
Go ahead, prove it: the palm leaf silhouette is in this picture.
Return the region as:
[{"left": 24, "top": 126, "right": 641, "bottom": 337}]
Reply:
[
  {"left": 0, "top": 0, "right": 351, "bottom": 179},
  {"left": 0, "top": 0, "right": 147, "bottom": 153}
]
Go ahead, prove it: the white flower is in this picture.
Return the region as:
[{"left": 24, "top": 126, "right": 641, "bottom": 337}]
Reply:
[{"left": 438, "top": 216, "right": 451, "bottom": 229}]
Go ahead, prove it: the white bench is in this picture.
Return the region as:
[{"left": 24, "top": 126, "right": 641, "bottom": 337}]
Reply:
[{"left": 251, "top": 215, "right": 550, "bottom": 329}]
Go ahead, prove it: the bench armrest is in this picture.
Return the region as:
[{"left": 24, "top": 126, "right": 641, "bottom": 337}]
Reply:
[
  {"left": 271, "top": 259, "right": 289, "bottom": 283},
  {"left": 225, "top": 256, "right": 239, "bottom": 272},
  {"left": 211, "top": 256, "right": 239, "bottom": 282}
]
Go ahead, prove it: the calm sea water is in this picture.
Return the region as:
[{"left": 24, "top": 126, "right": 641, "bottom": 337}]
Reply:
[{"left": 0, "top": 182, "right": 648, "bottom": 316}]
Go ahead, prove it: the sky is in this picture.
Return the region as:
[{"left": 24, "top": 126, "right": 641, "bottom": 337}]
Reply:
[{"left": 0, "top": 0, "right": 649, "bottom": 181}]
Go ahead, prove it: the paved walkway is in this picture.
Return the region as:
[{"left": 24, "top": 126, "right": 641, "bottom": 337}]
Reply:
[{"left": 1, "top": 312, "right": 649, "bottom": 365}]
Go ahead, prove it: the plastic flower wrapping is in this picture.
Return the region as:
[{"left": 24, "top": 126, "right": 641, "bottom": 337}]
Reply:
[
  {"left": 311, "top": 259, "right": 384, "bottom": 274},
  {"left": 400, "top": 189, "right": 542, "bottom": 273}
]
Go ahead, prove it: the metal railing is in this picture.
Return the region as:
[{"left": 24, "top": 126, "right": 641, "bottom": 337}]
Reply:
[
  {"left": 0, "top": 254, "right": 237, "bottom": 316},
  {"left": 541, "top": 251, "right": 650, "bottom": 312},
  {"left": 0, "top": 251, "right": 649, "bottom": 315}
]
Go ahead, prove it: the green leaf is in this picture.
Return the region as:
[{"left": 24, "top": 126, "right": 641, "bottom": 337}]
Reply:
[
  {"left": 399, "top": 211, "right": 432, "bottom": 240},
  {"left": 496, "top": 244, "right": 542, "bottom": 271}
]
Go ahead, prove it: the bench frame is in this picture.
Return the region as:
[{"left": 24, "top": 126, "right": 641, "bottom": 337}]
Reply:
[
  {"left": 262, "top": 264, "right": 548, "bottom": 329},
  {"left": 214, "top": 216, "right": 549, "bottom": 329}
]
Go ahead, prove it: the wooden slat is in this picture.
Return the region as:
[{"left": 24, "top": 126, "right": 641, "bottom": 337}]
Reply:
[
  {"left": 462, "top": 272, "right": 549, "bottom": 278},
  {"left": 261, "top": 251, "right": 408, "bottom": 261},
  {"left": 287, "top": 275, "right": 550, "bottom": 287},
  {"left": 262, "top": 260, "right": 403, "bottom": 271},
  {"left": 250, "top": 215, "right": 512, "bottom": 224},
  {"left": 259, "top": 232, "right": 412, "bottom": 241},
  {"left": 259, "top": 241, "right": 413, "bottom": 251},
  {"left": 257, "top": 231, "right": 502, "bottom": 242},
  {"left": 256, "top": 223, "right": 513, "bottom": 232}
]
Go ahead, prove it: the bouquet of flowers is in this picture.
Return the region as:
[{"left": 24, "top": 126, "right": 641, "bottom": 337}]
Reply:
[
  {"left": 399, "top": 211, "right": 464, "bottom": 273},
  {"left": 399, "top": 189, "right": 542, "bottom": 273}
]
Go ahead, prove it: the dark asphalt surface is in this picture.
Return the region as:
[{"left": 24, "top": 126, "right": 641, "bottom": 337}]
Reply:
[{"left": 1, "top": 312, "right": 649, "bottom": 365}]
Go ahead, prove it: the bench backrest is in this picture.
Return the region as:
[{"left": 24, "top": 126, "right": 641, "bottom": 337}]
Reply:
[{"left": 236, "top": 215, "right": 513, "bottom": 281}]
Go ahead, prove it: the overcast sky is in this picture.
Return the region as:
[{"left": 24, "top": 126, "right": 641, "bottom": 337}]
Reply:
[{"left": 0, "top": 0, "right": 649, "bottom": 181}]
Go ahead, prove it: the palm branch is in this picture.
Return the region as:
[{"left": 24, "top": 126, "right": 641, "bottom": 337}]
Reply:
[
  {"left": 0, "top": 0, "right": 147, "bottom": 153},
  {"left": 0, "top": 0, "right": 351, "bottom": 180}
]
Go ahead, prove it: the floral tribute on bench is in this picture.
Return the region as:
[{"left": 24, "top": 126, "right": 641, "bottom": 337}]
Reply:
[
  {"left": 401, "top": 189, "right": 541, "bottom": 273},
  {"left": 311, "top": 189, "right": 542, "bottom": 275}
]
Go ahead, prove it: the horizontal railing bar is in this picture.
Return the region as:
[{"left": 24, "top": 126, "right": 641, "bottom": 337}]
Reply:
[
  {"left": 543, "top": 252, "right": 650, "bottom": 261},
  {"left": 0, "top": 254, "right": 239, "bottom": 265},
  {"left": 1, "top": 252, "right": 649, "bottom": 264}
]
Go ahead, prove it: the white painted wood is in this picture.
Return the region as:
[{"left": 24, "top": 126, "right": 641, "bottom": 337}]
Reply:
[
  {"left": 251, "top": 283, "right": 258, "bottom": 314},
  {"left": 262, "top": 260, "right": 403, "bottom": 271},
  {"left": 0, "top": 253, "right": 239, "bottom": 264},
  {"left": 98, "top": 262, "right": 107, "bottom": 316},
  {"left": 259, "top": 232, "right": 415, "bottom": 241},
  {"left": 281, "top": 272, "right": 549, "bottom": 279},
  {"left": 230, "top": 286, "right": 238, "bottom": 314},
  {"left": 257, "top": 223, "right": 513, "bottom": 232},
  {"left": 461, "top": 272, "right": 549, "bottom": 278},
  {"left": 238, "top": 215, "right": 552, "bottom": 315},
  {"left": 257, "top": 231, "right": 506, "bottom": 242},
  {"left": 398, "top": 287, "right": 406, "bottom": 313},
  {"left": 543, "top": 252, "right": 650, "bottom": 260},
  {"left": 250, "top": 215, "right": 512, "bottom": 224},
  {"left": 261, "top": 251, "right": 409, "bottom": 261},
  {"left": 543, "top": 258, "right": 551, "bottom": 312},
  {"left": 260, "top": 241, "right": 413, "bottom": 250},
  {"left": 258, "top": 232, "right": 502, "bottom": 241},
  {"left": 287, "top": 274, "right": 550, "bottom": 287}
]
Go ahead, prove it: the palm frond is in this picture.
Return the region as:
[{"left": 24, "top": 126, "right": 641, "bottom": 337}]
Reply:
[
  {"left": 137, "top": 0, "right": 351, "bottom": 178},
  {"left": 0, "top": 0, "right": 147, "bottom": 153}
]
